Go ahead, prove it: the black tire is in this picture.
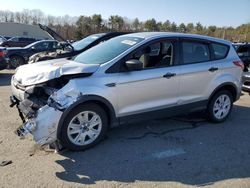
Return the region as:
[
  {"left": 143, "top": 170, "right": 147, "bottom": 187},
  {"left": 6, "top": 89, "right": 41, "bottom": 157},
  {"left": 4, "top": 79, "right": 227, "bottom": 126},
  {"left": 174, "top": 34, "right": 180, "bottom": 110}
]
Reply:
[
  {"left": 58, "top": 103, "right": 108, "bottom": 151},
  {"left": 207, "top": 90, "right": 233, "bottom": 123},
  {"left": 9, "top": 55, "right": 25, "bottom": 69}
]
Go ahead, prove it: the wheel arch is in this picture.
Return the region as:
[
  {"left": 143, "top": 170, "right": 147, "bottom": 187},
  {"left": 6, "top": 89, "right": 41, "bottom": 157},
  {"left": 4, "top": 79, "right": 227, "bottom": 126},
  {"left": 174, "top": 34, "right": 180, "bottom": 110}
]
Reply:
[
  {"left": 209, "top": 82, "right": 238, "bottom": 103},
  {"left": 57, "top": 95, "right": 117, "bottom": 139},
  {"left": 9, "top": 54, "right": 25, "bottom": 60}
]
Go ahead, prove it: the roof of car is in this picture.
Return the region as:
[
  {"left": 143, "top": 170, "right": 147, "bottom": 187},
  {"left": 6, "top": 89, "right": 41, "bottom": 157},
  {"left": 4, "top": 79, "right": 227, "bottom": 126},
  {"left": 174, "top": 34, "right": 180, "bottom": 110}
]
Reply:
[
  {"left": 32, "top": 39, "right": 57, "bottom": 44},
  {"left": 123, "top": 32, "right": 231, "bottom": 45}
]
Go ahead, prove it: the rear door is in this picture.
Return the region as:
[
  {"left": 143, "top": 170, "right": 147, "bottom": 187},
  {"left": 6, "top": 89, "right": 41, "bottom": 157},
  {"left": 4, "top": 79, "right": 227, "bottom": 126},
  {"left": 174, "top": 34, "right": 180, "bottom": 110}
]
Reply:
[{"left": 178, "top": 38, "right": 216, "bottom": 104}]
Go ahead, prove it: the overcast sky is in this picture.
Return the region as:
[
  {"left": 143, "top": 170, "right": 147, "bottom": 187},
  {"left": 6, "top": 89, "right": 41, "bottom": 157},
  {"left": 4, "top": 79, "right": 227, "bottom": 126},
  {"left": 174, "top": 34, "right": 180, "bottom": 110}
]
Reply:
[{"left": 1, "top": 0, "right": 250, "bottom": 27}]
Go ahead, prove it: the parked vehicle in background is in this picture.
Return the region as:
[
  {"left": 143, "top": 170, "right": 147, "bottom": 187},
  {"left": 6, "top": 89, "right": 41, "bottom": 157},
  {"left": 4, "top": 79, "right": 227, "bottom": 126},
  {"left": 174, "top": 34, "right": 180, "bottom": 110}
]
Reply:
[
  {"left": 0, "top": 36, "right": 7, "bottom": 45},
  {"left": 233, "top": 42, "right": 250, "bottom": 72},
  {"left": 10, "top": 32, "right": 243, "bottom": 151},
  {"left": 242, "top": 72, "right": 250, "bottom": 92},
  {"left": 28, "top": 32, "right": 129, "bottom": 63},
  {"left": 233, "top": 42, "right": 250, "bottom": 93},
  {"left": 0, "top": 47, "right": 7, "bottom": 70},
  {"left": 5, "top": 40, "right": 59, "bottom": 68},
  {"left": 0, "top": 37, "right": 38, "bottom": 47}
]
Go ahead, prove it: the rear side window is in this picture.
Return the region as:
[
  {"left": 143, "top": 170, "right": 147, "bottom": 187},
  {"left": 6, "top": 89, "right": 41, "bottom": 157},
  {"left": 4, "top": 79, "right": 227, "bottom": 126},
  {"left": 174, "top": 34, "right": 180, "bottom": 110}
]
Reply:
[
  {"left": 212, "top": 43, "right": 229, "bottom": 60},
  {"left": 182, "top": 41, "right": 210, "bottom": 64}
]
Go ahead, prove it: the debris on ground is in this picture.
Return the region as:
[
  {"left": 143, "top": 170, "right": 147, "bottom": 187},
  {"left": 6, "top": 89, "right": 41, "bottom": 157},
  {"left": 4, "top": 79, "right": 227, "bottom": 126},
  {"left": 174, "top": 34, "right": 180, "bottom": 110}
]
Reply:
[{"left": 0, "top": 160, "right": 12, "bottom": 167}]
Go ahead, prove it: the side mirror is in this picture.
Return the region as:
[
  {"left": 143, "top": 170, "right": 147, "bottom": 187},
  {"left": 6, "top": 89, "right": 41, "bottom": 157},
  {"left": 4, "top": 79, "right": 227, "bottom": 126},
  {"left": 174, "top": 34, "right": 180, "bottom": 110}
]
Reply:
[{"left": 125, "top": 59, "right": 143, "bottom": 71}]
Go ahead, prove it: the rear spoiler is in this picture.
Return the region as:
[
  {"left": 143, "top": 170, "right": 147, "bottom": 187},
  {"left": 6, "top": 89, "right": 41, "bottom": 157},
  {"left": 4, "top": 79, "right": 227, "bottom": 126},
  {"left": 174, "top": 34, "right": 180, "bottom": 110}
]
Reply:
[{"left": 38, "top": 24, "right": 65, "bottom": 42}]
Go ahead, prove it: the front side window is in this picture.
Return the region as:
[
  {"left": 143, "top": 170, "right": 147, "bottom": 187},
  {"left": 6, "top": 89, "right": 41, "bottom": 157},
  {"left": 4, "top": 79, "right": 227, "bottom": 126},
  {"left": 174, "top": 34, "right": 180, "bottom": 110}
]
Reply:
[
  {"left": 212, "top": 43, "right": 229, "bottom": 60},
  {"left": 74, "top": 36, "right": 144, "bottom": 65},
  {"left": 34, "top": 42, "right": 50, "bottom": 50},
  {"left": 182, "top": 41, "right": 210, "bottom": 64},
  {"left": 126, "top": 40, "right": 174, "bottom": 69}
]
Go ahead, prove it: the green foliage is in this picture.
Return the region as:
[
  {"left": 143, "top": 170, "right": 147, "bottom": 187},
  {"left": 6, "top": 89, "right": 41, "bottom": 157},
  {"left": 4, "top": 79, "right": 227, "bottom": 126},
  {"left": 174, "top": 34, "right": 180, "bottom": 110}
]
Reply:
[
  {"left": 108, "top": 15, "right": 124, "bottom": 31},
  {"left": 132, "top": 18, "right": 140, "bottom": 31},
  {"left": 92, "top": 14, "right": 102, "bottom": 32},
  {"left": 144, "top": 18, "right": 158, "bottom": 31},
  {"left": 178, "top": 23, "right": 187, "bottom": 33}
]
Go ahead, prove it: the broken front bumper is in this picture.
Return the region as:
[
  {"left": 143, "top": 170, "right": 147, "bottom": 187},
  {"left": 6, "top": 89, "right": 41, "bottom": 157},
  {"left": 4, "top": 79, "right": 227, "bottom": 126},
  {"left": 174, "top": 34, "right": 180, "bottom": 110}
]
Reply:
[{"left": 11, "top": 96, "right": 63, "bottom": 146}]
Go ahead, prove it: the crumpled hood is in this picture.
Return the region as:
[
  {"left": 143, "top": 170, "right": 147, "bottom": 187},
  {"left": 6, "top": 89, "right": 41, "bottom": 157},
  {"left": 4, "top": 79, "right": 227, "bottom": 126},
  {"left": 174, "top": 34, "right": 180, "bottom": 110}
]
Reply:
[{"left": 14, "top": 58, "right": 100, "bottom": 86}]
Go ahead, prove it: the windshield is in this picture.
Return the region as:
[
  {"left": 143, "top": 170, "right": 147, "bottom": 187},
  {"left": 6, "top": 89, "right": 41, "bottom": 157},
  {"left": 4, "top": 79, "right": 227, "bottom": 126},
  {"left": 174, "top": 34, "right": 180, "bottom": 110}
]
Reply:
[
  {"left": 72, "top": 33, "right": 106, "bottom": 51},
  {"left": 74, "top": 36, "right": 144, "bottom": 65},
  {"left": 8, "top": 37, "right": 18, "bottom": 41},
  {"left": 0, "top": 36, "right": 6, "bottom": 43}
]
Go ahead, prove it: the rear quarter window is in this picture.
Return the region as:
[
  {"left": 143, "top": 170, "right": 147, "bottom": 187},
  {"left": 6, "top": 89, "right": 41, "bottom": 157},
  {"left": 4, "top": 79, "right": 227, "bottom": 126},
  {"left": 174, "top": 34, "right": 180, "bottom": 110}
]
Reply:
[{"left": 212, "top": 43, "right": 229, "bottom": 60}]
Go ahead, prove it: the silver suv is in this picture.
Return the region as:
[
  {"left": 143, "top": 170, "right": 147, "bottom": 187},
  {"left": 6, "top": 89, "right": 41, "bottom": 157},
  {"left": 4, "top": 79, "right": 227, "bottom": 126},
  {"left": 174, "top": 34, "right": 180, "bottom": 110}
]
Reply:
[{"left": 10, "top": 32, "right": 243, "bottom": 151}]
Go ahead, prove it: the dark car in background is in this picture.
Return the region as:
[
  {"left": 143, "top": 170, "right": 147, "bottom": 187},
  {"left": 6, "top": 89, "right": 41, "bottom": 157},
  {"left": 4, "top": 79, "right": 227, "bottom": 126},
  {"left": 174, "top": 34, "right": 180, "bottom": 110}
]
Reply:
[
  {"left": 28, "top": 32, "right": 129, "bottom": 63},
  {"left": 5, "top": 40, "right": 59, "bottom": 68},
  {"left": 233, "top": 42, "right": 250, "bottom": 93},
  {"left": 242, "top": 73, "right": 250, "bottom": 92},
  {"left": 233, "top": 43, "right": 250, "bottom": 72},
  {"left": 0, "top": 36, "right": 7, "bottom": 45},
  {"left": 0, "top": 37, "right": 38, "bottom": 47}
]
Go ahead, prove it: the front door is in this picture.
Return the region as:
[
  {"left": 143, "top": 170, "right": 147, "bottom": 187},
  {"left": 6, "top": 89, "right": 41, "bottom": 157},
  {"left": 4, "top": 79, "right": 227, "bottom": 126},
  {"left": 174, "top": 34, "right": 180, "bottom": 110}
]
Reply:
[{"left": 116, "top": 39, "right": 180, "bottom": 117}]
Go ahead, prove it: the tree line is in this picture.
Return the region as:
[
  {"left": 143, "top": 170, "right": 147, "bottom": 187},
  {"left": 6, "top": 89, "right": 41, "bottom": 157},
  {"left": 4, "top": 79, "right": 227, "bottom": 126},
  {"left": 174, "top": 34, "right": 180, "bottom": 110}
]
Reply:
[{"left": 0, "top": 9, "right": 249, "bottom": 42}]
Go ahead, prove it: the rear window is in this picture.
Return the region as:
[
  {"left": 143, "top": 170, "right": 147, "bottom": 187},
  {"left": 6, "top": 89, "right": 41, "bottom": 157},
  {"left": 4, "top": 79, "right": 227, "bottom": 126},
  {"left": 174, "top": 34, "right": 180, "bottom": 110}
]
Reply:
[
  {"left": 182, "top": 41, "right": 210, "bottom": 64},
  {"left": 212, "top": 43, "right": 229, "bottom": 60}
]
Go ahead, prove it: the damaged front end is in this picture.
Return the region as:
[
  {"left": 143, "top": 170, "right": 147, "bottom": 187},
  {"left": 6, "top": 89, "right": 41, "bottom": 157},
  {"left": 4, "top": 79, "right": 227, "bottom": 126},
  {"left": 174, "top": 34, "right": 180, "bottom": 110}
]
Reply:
[
  {"left": 10, "top": 59, "right": 99, "bottom": 146},
  {"left": 10, "top": 76, "right": 83, "bottom": 146}
]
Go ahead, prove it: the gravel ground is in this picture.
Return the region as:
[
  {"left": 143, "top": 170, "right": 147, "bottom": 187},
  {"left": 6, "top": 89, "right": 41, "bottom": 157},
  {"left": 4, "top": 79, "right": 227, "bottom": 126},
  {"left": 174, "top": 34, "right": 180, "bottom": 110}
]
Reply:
[{"left": 0, "top": 70, "right": 250, "bottom": 188}]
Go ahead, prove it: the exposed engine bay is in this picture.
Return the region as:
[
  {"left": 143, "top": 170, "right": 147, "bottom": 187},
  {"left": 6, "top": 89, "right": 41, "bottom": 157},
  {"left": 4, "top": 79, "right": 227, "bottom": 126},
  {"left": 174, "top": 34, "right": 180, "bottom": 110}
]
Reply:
[{"left": 12, "top": 77, "right": 68, "bottom": 121}]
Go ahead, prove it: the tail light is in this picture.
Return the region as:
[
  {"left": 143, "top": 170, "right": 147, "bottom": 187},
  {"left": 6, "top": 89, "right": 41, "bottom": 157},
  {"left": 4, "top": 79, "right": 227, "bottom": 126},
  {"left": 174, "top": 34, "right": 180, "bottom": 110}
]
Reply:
[
  {"left": 0, "top": 51, "right": 5, "bottom": 57},
  {"left": 233, "top": 60, "right": 244, "bottom": 70}
]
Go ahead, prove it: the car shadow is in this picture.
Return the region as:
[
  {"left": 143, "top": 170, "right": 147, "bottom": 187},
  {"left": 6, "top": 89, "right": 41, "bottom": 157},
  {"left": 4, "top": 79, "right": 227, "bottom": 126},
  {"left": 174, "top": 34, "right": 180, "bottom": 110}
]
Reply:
[
  {"left": 55, "top": 105, "right": 250, "bottom": 186},
  {"left": 0, "top": 72, "right": 13, "bottom": 86}
]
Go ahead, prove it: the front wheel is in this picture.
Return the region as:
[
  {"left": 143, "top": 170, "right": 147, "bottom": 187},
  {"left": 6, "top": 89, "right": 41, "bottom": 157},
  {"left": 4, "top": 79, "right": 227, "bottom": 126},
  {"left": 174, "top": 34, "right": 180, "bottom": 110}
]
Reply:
[
  {"left": 58, "top": 103, "right": 108, "bottom": 151},
  {"left": 207, "top": 90, "right": 233, "bottom": 123}
]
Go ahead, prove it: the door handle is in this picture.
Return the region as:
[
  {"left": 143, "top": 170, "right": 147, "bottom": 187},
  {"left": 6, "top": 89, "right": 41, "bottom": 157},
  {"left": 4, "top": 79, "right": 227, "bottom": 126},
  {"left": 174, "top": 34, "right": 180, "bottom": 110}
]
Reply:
[
  {"left": 209, "top": 67, "right": 218, "bottom": 72},
  {"left": 163, "top": 72, "right": 176, "bottom": 79}
]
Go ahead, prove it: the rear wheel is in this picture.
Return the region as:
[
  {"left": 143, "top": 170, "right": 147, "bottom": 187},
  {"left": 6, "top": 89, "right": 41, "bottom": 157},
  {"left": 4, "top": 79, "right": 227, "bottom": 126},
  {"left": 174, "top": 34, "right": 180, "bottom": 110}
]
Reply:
[
  {"left": 9, "top": 56, "right": 25, "bottom": 69},
  {"left": 58, "top": 103, "right": 108, "bottom": 151},
  {"left": 207, "top": 90, "right": 233, "bottom": 123}
]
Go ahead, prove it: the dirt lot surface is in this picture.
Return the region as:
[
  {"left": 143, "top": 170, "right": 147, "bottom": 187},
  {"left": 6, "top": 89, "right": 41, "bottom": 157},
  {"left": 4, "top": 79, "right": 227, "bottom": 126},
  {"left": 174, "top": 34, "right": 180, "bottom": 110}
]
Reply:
[{"left": 0, "top": 70, "right": 250, "bottom": 188}]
